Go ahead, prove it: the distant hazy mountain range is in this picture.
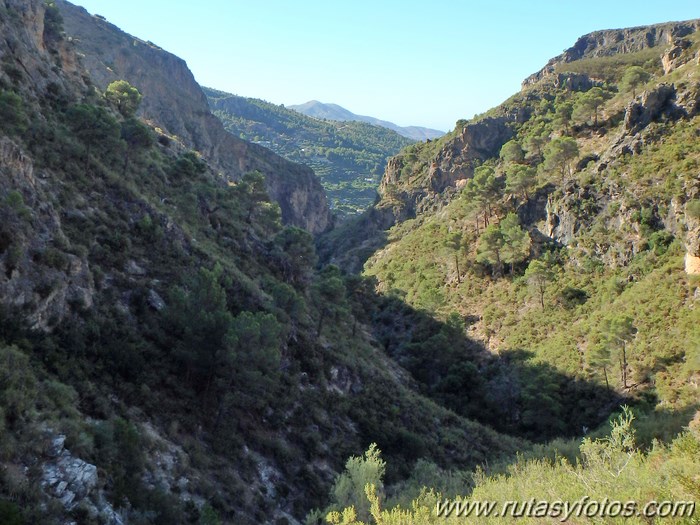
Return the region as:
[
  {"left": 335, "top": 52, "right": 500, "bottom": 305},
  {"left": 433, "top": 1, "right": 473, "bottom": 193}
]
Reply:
[{"left": 289, "top": 100, "right": 445, "bottom": 141}]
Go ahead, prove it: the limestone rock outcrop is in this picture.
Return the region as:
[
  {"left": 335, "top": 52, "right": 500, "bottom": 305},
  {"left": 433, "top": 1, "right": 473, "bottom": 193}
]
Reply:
[
  {"left": 623, "top": 83, "right": 678, "bottom": 133},
  {"left": 377, "top": 117, "right": 514, "bottom": 222},
  {"left": 523, "top": 20, "right": 700, "bottom": 87},
  {"left": 0, "top": 138, "right": 95, "bottom": 331},
  {"left": 41, "top": 433, "right": 124, "bottom": 525},
  {"left": 429, "top": 117, "right": 514, "bottom": 193}
]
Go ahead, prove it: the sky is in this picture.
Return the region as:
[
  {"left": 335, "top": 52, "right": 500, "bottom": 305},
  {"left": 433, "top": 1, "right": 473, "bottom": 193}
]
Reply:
[{"left": 70, "top": 1, "right": 699, "bottom": 131}]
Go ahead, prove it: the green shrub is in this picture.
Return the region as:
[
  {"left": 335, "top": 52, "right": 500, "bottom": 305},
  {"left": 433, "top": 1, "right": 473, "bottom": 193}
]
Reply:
[
  {"left": 0, "top": 500, "right": 23, "bottom": 525},
  {"left": 93, "top": 418, "right": 145, "bottom": 505},
  {"left": 687, "top": 199, "right": 700, "bottom": 219},
  {"left": 43, "top": 1, "right": 64, "bottom": 42},
  {"left": 647, "top": 230, "right": 674, "bottom": 255},
  {"left": 329, "top": 444, "right": 385, "bottom": 523},
  {"left": 38, "top": 247, "right": 70, "bottom": 271},
  {"left": 0, "top": 345, "right": 38, "bottom": 427},
  {"left": 0, "top": 91, "right": 28, "bottom": 134},
  {"left": 557, "top": 286, "right": 589, "bottom": 308}
]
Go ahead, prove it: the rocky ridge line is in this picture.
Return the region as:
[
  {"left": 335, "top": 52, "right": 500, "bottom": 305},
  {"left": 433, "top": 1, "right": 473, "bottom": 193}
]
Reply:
[{"left": 55, "top": 0, "right": 332, "bottom": 234}]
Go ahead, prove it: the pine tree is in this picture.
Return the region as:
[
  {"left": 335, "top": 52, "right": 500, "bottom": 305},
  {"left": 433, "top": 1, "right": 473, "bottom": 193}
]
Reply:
[
  {"left": 444, "top": 231, "right": 464, "bottom": 283},
  {"left": 105, "top": 80, "right": 143, "bottom": 118},
  {"left": 599, "top": 316, "right": 636, "bottom": 389},
  {"left": 552, "top": 100, "right": 573, "bottom": 132},
  {"left": 543, "top": 137, "right": 579, "bottom": 178},
  {"left": 463, "top": 165, "right": 501, "bottom": 228},
  {"left": 66, "top": 104, "right": 121, "bottom": 175},
  {"left": 524, "top": 258, "right": 553, "bottom": 308},
  {"left": 499, "top": 140, "right": 525, "bottom": 164},
  {"left": 166, "top": 264, "right": 233, "bottom": 390},
  {"left": 573, "top": 87, "right": 606, "bottom": 126},
  {"left": 524, "top": 122, "right": 549, "bottom": 159},
  {"left": 120, "top": 118, "right": 154, "bottom": 175},
  {"left": 620, "top": 66, "right": 651, "bottom": 98},
  {"left": 476, "top": 224, "right": 504, "bottom": 275},
  {"left": 505, "top": 164, "right": 536, "bottom": 201},
  {"left": 499, "top": 213, "right": 531, "bottom": 273}
]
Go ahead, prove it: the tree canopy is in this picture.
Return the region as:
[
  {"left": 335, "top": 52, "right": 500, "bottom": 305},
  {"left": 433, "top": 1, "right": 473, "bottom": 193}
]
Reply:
[
  {"left": 505, "top": 164, "right": 536, "bottom": 200},
  {"left": 573, "top": 87, "right": 606, "bottom": 126},
  {"left": 619, "top": 66, "right": 651, "bottom": 97},
  {"left": 543, "top": 137, "right": 579, "bottom": 178},
  {"left": 105, "top": 80, "right": 143, "bottom": 118},
  {"left": 524, "top": 258, "right": 554, "bottom": 308},
  {"left": 499, "top": 140, "right": 525, "bottom": 164}
]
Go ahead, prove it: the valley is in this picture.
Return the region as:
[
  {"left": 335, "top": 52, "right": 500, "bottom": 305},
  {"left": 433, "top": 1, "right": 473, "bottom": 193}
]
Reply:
[{"left": 0, "top": 2, "right": 697, "bottom": 524}]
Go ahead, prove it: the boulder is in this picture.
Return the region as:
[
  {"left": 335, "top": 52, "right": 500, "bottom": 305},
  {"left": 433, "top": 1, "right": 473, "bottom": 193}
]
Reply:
[
  {"left": 46, "top": 435, "right": 66, "bottom": 458},
  {"left": 42, "top": 455, "right": 98, "bottom": 504},
  {"left": 40, "top": 433, "right": 125, "bottom": 525},
  {"left": 624, "top": 83, "right": 677, "bottom": 133},
  {"left": 675, "top": 82, "right": 700, "bottom": 116},
  {"left": 147, "top": 289, "right": 166, "bottom": 311},
  {"left": 125, "top": 260, "right": 147, "bottom": 276},
  {"left": 661, "top": 39, "right": 693, "bottom": 73}
]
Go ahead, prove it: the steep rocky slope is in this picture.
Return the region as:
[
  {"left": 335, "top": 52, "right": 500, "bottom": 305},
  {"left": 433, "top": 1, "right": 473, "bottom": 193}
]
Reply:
[
  {"left": 524, "top": 19, "right": 700, "bottom": 85},
  {"left": 314, "top": 23, "right": 700, "bottom": 515},
  {"left": 2, "top": 3, "right": 697, "bottom": 523},
  {"left": 0, "top": 2, "right": 534, "bottom": 524},
  {"left": 321, "top": 18, "right": 700, "bottom": 431},
  {"left": 322, "top": 20, "right": 700, "bottom": 275},
  {"left": 54, "top": 0, "right": 332, "bottom": 234}
]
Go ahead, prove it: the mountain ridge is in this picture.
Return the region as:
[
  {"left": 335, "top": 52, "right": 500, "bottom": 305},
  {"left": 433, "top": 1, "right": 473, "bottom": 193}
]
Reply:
[
  {"left": 289, "top": 100, "right": 445, "bottom": 141},
  {"left": 524, "top": 18, "right": 700, "bottom": 86},
  {"left": 55, "top": 0, "right": 333, "bottom": 234},
  {"left": 204, "top": 87, "right": 414, "bottom": 218}
]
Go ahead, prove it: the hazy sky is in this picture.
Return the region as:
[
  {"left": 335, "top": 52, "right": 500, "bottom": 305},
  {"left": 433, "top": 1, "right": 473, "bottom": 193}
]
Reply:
[{"left": 70, "top": 1, "right": 699, "bottom": 131}]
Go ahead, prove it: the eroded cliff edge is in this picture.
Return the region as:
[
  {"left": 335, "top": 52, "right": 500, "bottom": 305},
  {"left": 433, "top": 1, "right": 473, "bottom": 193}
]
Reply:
[{"left": 55, "top": 0, "right": 332, "bottom": 234}]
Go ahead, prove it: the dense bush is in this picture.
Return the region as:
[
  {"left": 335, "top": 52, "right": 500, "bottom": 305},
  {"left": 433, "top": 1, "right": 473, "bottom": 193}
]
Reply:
[{"left": 324, "top": 409, "right": 700, "bottom": 524}]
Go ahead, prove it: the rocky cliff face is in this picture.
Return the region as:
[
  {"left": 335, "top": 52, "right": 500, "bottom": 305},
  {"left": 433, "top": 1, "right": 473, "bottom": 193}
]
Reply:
[
  {"left": 528, "top": 78, "right": 700, "bottom": 270},
  {"left": 0, "top": 0, "right": 84, "bottom": 92},
  {"left": 0, "top": 2, "right": 96, "bottom": 331},
  {"left": 0, "top": 139, "right": 96, "bottom": 332},
  {"left": 321, "top": 115, "right": 519, "bottom": 271},
  {"left": 55, "top": 1, "right": 332, "bottom": 234},
  {"left": 377, "top": 117, "right": 516, "bottom": 222},
  {"left": 524, "top": 19, "right": 700, "bottom": 86},
  {"left": 425, "top": 117, "right": 515, "bottom": 193},
  {"left": 324, "top": 19, "right": 700, "bottom": 276}
]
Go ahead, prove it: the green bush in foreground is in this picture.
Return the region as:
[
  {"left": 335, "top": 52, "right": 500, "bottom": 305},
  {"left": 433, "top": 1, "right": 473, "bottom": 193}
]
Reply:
[{"left": 323, "top": 408, "right": 700, "bottom": 524}]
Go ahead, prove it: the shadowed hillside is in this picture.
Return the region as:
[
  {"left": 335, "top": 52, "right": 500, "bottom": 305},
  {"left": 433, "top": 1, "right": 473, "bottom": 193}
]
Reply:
[{"left": 0, "top": 3, "right": 697, "bottom": 524}]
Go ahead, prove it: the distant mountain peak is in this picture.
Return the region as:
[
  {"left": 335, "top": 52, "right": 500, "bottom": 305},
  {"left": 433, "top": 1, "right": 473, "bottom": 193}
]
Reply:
[{"left": 289, "top": 100, "right": 445, "bottom": 141}]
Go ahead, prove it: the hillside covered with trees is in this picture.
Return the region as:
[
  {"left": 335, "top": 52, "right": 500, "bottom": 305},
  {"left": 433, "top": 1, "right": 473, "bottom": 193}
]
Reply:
[
  {"left": 316, "top": 18, "right": 700, "bottom": 524},
  {"left": 0, "top": 2, "right": 698, "bottom": 524},
  {"left": 205, "top": 88, "right": 414, "bottom": 219}
]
